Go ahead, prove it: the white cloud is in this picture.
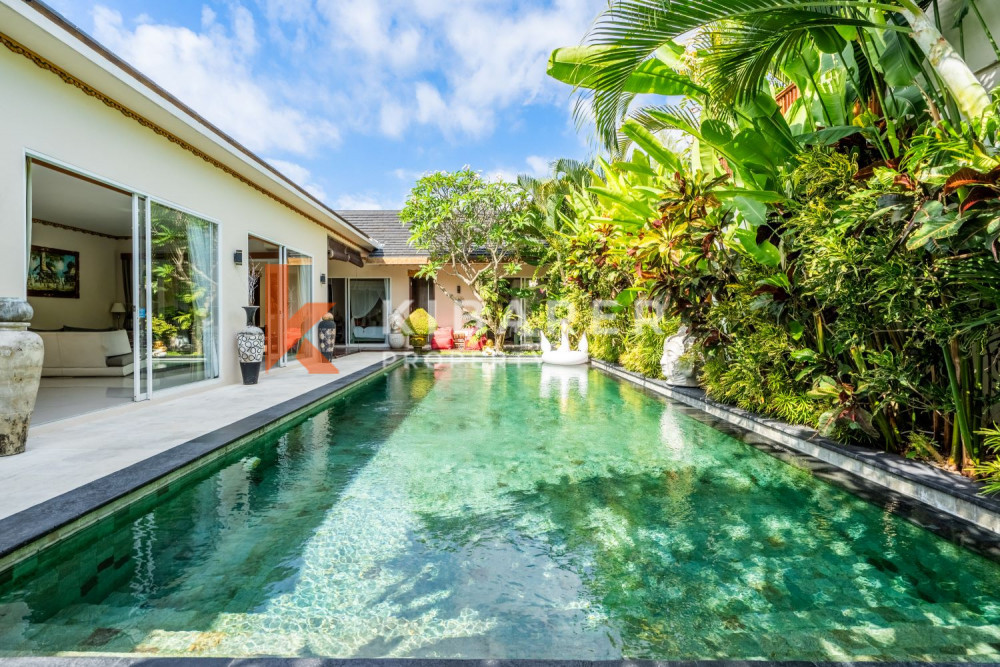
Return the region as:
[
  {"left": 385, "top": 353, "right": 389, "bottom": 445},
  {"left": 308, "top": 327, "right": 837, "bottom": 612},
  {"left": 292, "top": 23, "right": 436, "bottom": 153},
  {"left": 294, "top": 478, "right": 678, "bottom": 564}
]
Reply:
[
  {"left": 486, "top": 155, "right": 554, "bottom": 184},
  {"left": 411, "top": 82, "right": 486, "bottom": 137},
  {"left": 262, "top": 0, "right": 605, "bottom": 140},
  {"left": 485, "top": 167, "right": 519, "bottom": 184},
  {"left": 379, "top": 101, "right": 409, "bottom": 138},
  {"left": 92, "top": 4, "right": 338, "bottom": 156},
  {"left": 334, "top": 194, "right": 393, "bottom": 210},
  {"left": 266, "top": 158, "right": 328, "bottom": 201},
  {"left": 525, "top": 155, "right": 552, "bottom": 178},
  {"left": 392, "top": 168, "right": 428, "bottom": 182}
]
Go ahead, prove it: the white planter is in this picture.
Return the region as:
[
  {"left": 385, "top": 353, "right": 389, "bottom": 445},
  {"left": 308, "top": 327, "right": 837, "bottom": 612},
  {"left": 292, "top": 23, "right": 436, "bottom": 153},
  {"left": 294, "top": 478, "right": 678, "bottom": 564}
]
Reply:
[
  {"left": 389, "top": 331, "right": 405, "bottom": 350},
  {"left": 660, "top": 327, "right": 701, "bottom": 387},
  {"left": 0, "top": 298, "right": 44, "bottom": 456}
]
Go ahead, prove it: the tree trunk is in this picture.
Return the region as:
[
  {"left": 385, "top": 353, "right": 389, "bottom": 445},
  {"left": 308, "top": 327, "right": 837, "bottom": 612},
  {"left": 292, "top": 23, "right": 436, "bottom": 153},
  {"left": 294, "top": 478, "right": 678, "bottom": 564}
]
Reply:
[{"left": 899, "top": 4, "right": 992, "bottom": 124}]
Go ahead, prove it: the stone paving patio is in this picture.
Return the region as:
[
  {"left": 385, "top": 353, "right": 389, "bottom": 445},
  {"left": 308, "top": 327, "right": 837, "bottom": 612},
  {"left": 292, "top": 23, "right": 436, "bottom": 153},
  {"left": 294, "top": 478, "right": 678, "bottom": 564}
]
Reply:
[{"left": 0, "top": 352, "right": 395, "bottom": 522}]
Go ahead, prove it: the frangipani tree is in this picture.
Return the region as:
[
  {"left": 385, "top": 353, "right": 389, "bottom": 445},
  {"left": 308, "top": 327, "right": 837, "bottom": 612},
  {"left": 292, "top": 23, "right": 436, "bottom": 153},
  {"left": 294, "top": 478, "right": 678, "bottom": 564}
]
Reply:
[{"left": 401, "top": 168, "right": 538, "bottom": 348}]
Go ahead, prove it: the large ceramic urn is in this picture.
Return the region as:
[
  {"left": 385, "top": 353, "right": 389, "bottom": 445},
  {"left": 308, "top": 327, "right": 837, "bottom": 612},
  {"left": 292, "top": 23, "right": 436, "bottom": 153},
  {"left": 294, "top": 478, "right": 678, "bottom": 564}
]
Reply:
[
  {"left": 237, "top": 306, "right": 265, "bottom": 385},
  {"left": 0, "top": 298, "right": 44, "bottom": 456}
]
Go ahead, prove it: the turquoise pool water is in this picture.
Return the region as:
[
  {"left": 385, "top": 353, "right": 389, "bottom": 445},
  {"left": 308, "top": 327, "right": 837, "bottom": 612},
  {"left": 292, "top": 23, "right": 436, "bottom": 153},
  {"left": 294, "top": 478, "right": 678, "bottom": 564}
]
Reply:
[{"left": 1, "top": 362, "right": 1000, "bottom": 659}]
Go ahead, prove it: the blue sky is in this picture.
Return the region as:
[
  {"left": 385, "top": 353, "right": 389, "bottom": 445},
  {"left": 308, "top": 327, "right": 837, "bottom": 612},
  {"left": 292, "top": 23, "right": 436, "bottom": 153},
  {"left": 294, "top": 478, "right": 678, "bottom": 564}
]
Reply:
[{"left": 44, "top": 0, "right": 604, "bottom": 210}]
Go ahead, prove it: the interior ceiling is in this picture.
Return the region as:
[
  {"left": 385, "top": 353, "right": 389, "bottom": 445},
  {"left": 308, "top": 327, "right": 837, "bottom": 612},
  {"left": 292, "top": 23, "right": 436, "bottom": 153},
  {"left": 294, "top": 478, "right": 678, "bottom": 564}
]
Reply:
[
  {"left": 248, "top": 236, "right": 280, "bottom": 254},
  {"left": 31, "top": 162, "right": 132, "bottom": 237}
]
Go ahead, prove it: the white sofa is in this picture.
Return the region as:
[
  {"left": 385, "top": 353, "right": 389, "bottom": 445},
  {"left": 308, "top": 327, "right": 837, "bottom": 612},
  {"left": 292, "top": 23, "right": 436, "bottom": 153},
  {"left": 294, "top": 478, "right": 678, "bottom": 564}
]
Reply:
[
  {"left": 38, "top": 330, "right": 134, "bottom": 377},
  {"left": 353, "top": 325, "right": 384, "bottom": 341}
]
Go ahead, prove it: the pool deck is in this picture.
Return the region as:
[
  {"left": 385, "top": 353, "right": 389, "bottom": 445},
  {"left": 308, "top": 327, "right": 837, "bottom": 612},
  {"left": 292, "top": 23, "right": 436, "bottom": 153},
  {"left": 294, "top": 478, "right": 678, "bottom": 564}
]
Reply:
[{"left": 0, "top": 352, "right": 398, "bottom": 523}]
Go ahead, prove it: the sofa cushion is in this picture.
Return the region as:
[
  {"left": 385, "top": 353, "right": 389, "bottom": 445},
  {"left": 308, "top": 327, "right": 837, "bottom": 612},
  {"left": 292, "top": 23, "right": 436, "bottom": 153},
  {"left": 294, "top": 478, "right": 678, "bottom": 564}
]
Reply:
[
  {"left": 38, "top": 330, "right": 133, "bottom": 375},
  {"left": 57, "top": 333, "right": 111, "bottom": 368},
  {"left": 431, "top": 327, "right": 454, "bottom": 350},
  {"left": 102, "top": 330, "right": 132, "bottom": 357},
  {"left": 57, "top": 366, "right": 133, "bottom": 377},
  {"left": 106, "top": 353, "right": 132, "bottom": 367},
  {"left": 37, "top": 332, "right": 62, "bottom": 369}
]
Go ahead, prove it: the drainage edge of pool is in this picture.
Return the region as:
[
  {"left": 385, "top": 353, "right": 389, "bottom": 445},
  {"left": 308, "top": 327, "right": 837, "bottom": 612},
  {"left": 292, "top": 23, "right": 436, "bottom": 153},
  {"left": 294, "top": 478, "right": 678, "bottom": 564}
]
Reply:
[
  {"left": 594, "top": 360, "right": 1000, "bottom": 556},
  {"left": 0, "top": 354, "right": 408, "bottom": 578},
  {"left": 2, "top": 659, "right": 990, "bottom": 666}
]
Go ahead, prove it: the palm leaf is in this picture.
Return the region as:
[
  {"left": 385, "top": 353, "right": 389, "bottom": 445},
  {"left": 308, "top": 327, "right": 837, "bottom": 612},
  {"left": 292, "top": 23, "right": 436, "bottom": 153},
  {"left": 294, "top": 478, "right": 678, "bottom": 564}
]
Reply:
[{"left": 573, "top": 0, "right": 909, "bottom": 150}]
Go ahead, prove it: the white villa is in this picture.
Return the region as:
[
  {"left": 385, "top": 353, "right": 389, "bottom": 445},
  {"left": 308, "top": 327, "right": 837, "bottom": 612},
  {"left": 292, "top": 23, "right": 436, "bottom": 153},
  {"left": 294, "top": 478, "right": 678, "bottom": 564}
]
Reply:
[{"left": 0, "top": 0, "right": 529, "bottom": 427}]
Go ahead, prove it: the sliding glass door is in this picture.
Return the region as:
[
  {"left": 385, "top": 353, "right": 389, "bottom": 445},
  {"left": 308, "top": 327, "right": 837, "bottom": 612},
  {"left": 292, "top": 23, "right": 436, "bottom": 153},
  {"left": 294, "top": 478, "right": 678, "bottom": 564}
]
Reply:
[
  {"left": 284, "top": 249, "right": 313, "bottom": 365},
  {"left": 147, "top": 202, "right": 220, "bottom": 392},
  {"left": 27, "top": 156, "right": 218, "bottom": 406},
  {"left": 348, "top": 278, "right": 389, "bottom": 346},
  {"left": 133, "top": 196, "right": 151, "bottom": 401}
]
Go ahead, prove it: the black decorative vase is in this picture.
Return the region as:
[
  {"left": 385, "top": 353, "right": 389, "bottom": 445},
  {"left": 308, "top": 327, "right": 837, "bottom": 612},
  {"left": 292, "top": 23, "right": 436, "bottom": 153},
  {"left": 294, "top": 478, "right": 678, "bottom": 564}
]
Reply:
[
  {"left": 237, "top": 306, "right": 264, "bottom": 385},
  {"left": 318, "top": 317, "right": 337, "bottom": 362}
]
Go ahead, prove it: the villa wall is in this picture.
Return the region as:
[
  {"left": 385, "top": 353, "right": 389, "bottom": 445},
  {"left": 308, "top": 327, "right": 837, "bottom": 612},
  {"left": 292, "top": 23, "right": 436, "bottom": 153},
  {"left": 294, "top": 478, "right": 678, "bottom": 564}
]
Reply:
[
  {"left": 328, "top": 261, "right": 538, "bottom": 336},
  {"left": 26, "top": 224, "right": 120, "bottom": 331},
  {"left": 0, "top": 39, "right": 329, "bottom": 387}
]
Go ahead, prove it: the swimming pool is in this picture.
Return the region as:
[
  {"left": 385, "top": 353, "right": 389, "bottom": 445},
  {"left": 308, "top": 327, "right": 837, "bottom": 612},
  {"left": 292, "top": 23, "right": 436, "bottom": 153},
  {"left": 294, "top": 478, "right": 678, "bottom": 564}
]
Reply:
[{"left": 1, "top": 362, "right": 999, "bottom": 659}]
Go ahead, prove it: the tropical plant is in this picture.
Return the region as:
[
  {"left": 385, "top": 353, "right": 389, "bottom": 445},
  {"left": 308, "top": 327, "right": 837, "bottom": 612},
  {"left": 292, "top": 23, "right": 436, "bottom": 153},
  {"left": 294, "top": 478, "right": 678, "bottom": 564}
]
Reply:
[
  {"left": 550, "top": 0, "right": 993, "bottom": 155},
  {"left": 405, "top": 308, "right": 436, "bottom": 337},
  {"left": 401, "top": 168, "right": 538, "bottom": 347},
  {"left": 534, "top": 0, "right": 1000, "bottom": 485},
  {"left": 620, "top": 317, "right": 679, "bottom": 378}
]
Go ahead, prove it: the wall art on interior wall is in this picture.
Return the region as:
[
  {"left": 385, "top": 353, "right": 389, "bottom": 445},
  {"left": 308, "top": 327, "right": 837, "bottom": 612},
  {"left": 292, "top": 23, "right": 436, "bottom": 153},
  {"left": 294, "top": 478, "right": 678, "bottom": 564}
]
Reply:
[{"left": 26, "top": 245, "right": 80, "bottom": 299}]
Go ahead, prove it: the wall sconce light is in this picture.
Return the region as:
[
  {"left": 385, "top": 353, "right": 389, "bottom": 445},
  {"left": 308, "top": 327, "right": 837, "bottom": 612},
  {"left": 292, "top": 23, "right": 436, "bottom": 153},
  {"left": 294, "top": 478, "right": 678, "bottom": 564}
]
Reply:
[
  {"left": 233, "top": 249, "right": 244, "bottom": 265},
  {"left": 320, "top": 273, "right": 327, "bottom": 285}
]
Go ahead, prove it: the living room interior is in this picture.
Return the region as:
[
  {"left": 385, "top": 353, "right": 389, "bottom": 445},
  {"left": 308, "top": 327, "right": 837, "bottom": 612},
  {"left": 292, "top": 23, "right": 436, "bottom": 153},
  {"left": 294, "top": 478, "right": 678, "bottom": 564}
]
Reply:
[{"left": 26, "top": 160, "right": 135, "bottom": 424}]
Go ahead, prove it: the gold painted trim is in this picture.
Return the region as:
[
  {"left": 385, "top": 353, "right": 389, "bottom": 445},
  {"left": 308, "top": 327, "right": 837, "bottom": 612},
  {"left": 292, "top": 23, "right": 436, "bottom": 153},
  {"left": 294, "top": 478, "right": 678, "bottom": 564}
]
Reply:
[
  {"left": 32, "top": 218, "right": 129, "bottom": 240},
  {"left": 0, "top": 31, "right": 365, "bottom": 253}
]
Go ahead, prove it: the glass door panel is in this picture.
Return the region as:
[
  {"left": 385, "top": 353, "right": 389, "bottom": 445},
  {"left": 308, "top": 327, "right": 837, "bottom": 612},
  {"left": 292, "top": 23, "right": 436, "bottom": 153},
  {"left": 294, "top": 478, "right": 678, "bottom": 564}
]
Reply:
[
  {"left": 285, "top": 250, "right": 313, "bottom": 365},
  {"left": 149, "top": 202, "right": 219, "bottom": 391},
  {"left": 133, "top": 195, "right": 151, "bottom": 401},
  {"left": 349, "top": 278, "right": 388, "bottom": 345},
  {"left": 248, "top": 236, "right": 282, "bottom": 369}
]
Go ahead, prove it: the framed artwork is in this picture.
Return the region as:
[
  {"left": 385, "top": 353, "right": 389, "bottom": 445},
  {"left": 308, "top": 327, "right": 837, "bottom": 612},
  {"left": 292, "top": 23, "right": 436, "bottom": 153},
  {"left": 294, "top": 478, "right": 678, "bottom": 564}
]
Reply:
[{"left": 27, "top": 245, "right": 80, "bottom": 299}]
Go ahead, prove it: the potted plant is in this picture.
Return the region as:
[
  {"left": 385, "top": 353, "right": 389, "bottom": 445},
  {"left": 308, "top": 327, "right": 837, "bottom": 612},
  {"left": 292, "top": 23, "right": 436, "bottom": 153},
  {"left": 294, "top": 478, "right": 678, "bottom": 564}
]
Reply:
[
  {"left": 236, "top": 262, "right": 265, "bottom": 384},
  {"left": 406, "top": 308, "right": 436, "bottom": 352},
  {"left": 388, "top": 312, "right": 406, "bottom": 350}
]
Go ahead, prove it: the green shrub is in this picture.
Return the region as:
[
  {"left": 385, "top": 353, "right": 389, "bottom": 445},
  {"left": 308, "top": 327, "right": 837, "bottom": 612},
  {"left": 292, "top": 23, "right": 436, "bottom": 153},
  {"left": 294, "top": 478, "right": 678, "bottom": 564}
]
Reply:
[
  {"left": 589, "top": 334, "right": 623, "bottom": 363},
  {"left": 524, "top": 287, "right": 592, "bottom": 348},
  {"left": 587, "top": 306, "right": 633, "bottom": 363},
  {"left": 406, "top": 308, "right": 437, "bottom": 336},
  {"left": 619, "top": 318, "right": 679, "bottom": 379}
]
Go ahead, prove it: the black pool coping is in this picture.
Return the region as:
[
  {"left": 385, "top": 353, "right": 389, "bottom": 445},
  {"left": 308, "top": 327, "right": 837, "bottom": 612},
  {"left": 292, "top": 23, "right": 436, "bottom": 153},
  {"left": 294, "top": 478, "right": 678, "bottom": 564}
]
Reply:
[
  {"left": 2, "top": 658, "right": 999, "bottom": 666},
  {"left": 0, "top": 354, "right": 406, "bottom": 567}
]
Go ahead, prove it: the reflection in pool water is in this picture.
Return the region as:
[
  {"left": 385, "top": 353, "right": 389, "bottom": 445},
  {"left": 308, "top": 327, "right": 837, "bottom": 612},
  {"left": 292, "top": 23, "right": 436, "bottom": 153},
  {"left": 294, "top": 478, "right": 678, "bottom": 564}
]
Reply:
[{"left": 1, "top": 363, "right": 1000, "bottom": 660}]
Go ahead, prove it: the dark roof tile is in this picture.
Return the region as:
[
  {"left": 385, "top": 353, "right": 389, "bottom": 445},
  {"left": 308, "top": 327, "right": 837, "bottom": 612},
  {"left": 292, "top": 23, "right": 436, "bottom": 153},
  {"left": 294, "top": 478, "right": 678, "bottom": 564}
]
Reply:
[{"left": 336, "top": 210, "right": 426, "bottom": 258}]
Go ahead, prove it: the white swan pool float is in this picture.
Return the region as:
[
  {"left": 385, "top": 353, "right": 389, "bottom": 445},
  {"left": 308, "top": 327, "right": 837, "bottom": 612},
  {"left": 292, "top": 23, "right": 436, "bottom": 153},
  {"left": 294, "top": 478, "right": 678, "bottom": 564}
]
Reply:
[{"left": 541, "top": 322, "right": 589, "bottom": 366}]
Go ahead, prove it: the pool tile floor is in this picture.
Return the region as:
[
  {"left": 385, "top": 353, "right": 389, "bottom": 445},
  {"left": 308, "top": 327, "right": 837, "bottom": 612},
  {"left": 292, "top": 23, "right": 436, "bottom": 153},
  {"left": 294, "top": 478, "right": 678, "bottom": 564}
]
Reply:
[{"left": 0, "top": 353, "right": 394, "bottom": 522}]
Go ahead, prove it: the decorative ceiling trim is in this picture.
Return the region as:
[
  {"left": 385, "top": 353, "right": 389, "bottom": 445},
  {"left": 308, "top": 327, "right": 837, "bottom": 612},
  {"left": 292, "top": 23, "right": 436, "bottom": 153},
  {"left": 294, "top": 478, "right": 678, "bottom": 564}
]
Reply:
[
  {"left": 0, "top": 30, "right": 366, "bottom": 253},
  {"left": 32, "top": 217, "right": 129, "bottom": 240}
]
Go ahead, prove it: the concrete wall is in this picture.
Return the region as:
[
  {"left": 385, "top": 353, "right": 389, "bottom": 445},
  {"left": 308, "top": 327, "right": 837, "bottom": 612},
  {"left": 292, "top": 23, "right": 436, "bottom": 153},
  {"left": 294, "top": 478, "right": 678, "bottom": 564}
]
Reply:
[
  {"left": 27, "top": 224, "right": 120, "bottom": 330},
  {"left": 328, "top": 260, "right": 537, "bottom": 337},
  {"left": 0, "top": 42, "right": 328, "bottom": 387}
]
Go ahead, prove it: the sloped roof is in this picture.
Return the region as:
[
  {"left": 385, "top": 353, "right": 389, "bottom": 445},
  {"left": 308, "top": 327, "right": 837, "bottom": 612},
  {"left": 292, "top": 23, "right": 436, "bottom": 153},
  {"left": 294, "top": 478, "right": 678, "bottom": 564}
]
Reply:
[
  {"left": 3, "top": 0, "right": 377, "bottom": 251},
  {"left": 337, "top": 210, "right": 428, "bottom": 259}
]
